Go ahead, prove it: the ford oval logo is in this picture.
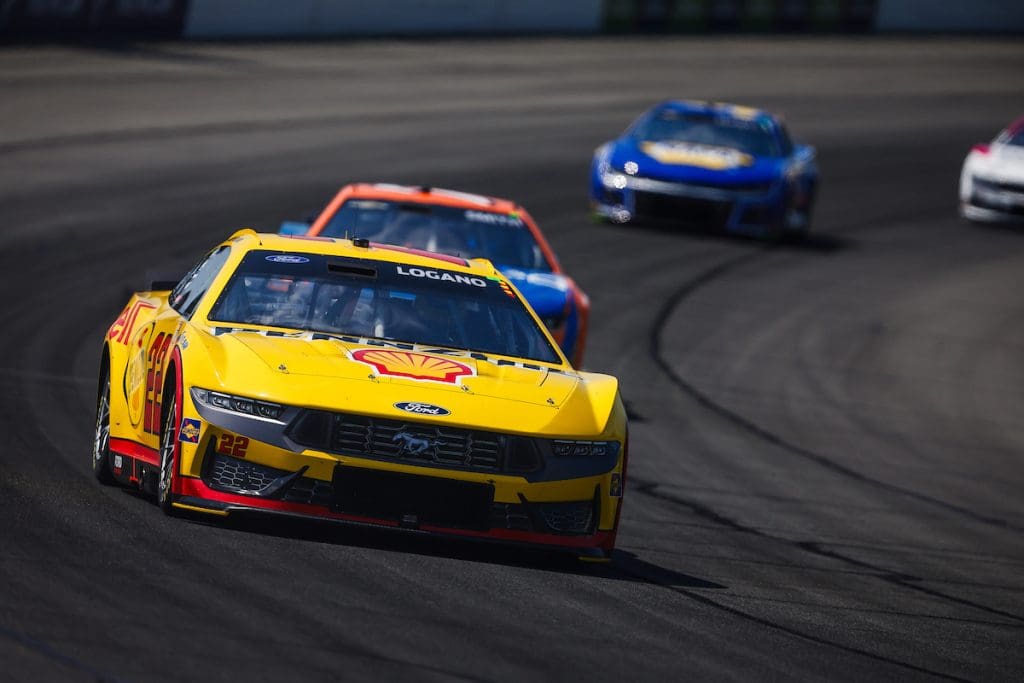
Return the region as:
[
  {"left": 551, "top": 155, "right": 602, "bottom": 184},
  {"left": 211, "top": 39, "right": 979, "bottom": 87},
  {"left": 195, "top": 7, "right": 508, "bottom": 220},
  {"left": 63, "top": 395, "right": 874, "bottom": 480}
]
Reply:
[
  {"left": 394, "top": 401, "right": 451, "bottom": 417},
  {"left": 265, "top": 254, "right": 310, "bottom": 264}
]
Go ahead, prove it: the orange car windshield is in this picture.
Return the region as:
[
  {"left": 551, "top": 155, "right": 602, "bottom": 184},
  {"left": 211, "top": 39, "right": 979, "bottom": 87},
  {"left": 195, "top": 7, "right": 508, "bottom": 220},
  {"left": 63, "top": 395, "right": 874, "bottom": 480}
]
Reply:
[{"left": 320, "top": 200, "right": 552, "bottom": 272}]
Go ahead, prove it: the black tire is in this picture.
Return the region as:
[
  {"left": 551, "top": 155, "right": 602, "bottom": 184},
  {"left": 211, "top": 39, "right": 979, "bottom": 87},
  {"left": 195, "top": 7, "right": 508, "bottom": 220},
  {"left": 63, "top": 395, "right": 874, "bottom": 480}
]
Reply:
[
  {"left": 92, "top": 366, "right": 116, "bottom": 485},
  {"left": 157, "top": 386, "right": 180, "bottom": 515}
]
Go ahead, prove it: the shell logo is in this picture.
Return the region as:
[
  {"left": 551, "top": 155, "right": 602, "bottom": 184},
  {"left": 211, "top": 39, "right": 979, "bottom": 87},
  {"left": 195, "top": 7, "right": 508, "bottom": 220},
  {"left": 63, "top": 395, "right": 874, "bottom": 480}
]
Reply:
[{"left": 350, "top": 349, "right": 474, "bottom": 384}]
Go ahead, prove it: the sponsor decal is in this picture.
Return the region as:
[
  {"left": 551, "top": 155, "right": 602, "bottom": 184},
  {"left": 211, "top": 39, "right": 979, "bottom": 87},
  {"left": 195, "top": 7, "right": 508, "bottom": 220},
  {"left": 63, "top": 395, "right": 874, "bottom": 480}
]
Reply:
[
  {"left": 610, "top": 472, "right": 623, "bottom": 497},
  {"left": 108, "top": 300, "right": 155, "bottom": 345},
  {"left": 178, "top": 334, "right": 189, "bottom": 350},
  {"left": 396, "top": 265, "right": 487, "bottom": 287},
  {"left": 394, "top": 401, "right": 451, "bottom": 417},
  {"left": 265, "top": 254, "right": 310, "bottom": 264},
  {"left": 208, "top": 328, "right": 573, "bottom": 376},
  {"left": 464, "top": 210, "right": 524, "bottom": 227},
  {"left": 217, "top": 434, "right": 249, "bottom": 458},
  {"left": 728, "top": 105, "right": 762, "bottom": 120},
  {"left": 488, "top": 275, "right": 517, "bottom": 298},
  {"left": 178, "top": 418, "right": 201, "bottom": 443},
  {"left": 641, "top": 141, "right": 753, "bottom": 170},
  {"left": 143, "top": 331, "right": 174, "bottom": 436},
  {"left": 350, "top": 349, "right": 474, "bottom": 384}
]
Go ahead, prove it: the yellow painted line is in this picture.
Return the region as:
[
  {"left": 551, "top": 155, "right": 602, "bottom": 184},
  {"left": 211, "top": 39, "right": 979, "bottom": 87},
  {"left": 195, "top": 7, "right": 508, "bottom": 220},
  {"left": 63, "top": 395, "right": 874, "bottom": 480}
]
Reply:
[
  {"left": 172, "top": 502, "right": 229, "bottom": 517},
  {"left": 577, "top": 555, "right": 612, "bottom": 564}
]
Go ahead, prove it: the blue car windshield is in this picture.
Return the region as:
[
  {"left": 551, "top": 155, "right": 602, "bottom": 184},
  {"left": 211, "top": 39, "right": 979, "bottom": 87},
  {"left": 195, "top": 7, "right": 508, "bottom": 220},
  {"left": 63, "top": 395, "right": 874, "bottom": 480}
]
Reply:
[
  {"left": 999, "top": 128, "right": 1024, "bottom": 147},
  {"left": 320, "top": 200, "right": 551, "bottom": 272},
  {"left": 207, "top": 251, "right": 561, "bottom": 364},
  {"left": 632, "top": 110, "right": 782, "bottom": 157}
]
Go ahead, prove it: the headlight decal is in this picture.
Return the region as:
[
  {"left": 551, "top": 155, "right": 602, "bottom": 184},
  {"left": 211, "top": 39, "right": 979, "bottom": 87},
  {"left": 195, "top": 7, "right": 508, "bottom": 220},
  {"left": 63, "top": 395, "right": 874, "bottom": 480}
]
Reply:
[{"left": 191, "top": 388, "right": 285, "bottom": 421}]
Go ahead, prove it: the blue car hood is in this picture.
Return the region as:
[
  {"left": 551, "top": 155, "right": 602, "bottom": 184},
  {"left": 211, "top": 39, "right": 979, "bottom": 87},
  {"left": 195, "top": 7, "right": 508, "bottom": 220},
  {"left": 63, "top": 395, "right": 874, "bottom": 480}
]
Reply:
[
  {"left": 497, "top": 267, "right": 571, "bottom": 317},
  {"left": 610, "top": 137, "right": 784, "bottom": 186}
]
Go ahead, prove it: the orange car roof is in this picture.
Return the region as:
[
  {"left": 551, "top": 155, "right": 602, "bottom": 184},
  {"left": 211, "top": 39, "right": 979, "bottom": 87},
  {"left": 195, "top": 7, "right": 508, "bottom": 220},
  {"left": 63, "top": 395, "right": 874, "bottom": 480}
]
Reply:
[{"left": 345, "top": 183, "right": 520, "bottom": 214}]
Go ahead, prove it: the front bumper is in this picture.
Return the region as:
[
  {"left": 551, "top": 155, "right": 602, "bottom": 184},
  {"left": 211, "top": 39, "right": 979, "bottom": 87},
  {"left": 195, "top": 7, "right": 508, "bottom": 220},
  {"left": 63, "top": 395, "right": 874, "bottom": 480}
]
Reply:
[
  {"left": 962, "top": 180, "right": 1024, "bottom": 222},
  {"left": 174, "top": 474, "right": 617, "bottom": 559},
  {"left": 591, "top": 172, "right": 788, "bottom": 235},
  {"left": 172, "top": 401, "right": 625, "bottom": 559}
]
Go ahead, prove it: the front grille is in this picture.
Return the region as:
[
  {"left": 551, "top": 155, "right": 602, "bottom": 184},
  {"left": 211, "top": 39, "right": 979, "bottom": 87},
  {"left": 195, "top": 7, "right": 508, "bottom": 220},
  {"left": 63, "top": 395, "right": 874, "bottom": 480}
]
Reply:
[
  {"left": 975, "top": 177, "right": 1024, "bottom": 194},
  {"left": 633, "top": 191, "right": 732, "bottom": 228},
  {"left": 740, "top": 203, "right": 780, "bottom": 226},
  {"left": 289, "top": 410, "right": 540, "bottom": 474},
  {"left": 205, "top": 452, "right": 286, "bottom": 493},
  {"left": 490, "top": 503, "right": 533, "bottom": 531},
  {"left": 972, "top": 193, "right": 1024, "bottom": 216},
  {"left": 203, "top": 450, "right": 332, "bottom": 504},
  {"left": 489, "top": 500, "right": 597, "bottom": 535},
  {"left": 282, "top": 476, "right": 334, "bottom": 506},
  {"left": 538, "top": 501, "right": 595, "bottom": 534},
  {"left": 202, "top": 447, "right": 595, "bottom": 535},
  {"left": 642, "top": 175, "right": 773, "bottom": 193},
  {"left": 333, "top": 466, "right": 494, "bottom": 530}
]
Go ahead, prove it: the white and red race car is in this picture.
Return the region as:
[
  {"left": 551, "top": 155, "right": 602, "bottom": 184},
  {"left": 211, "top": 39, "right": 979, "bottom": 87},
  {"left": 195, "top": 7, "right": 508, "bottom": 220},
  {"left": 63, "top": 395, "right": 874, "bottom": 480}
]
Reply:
[{"left": 960, "top": 115, "right": 1024, "bottom": 223}]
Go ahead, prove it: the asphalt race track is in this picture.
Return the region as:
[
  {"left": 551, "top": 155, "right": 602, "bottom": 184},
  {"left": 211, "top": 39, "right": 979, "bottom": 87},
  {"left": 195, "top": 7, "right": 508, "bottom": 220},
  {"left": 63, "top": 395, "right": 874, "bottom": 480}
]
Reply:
[{"left": 2, "top": 37, "right": 1023, "bottom": 682}]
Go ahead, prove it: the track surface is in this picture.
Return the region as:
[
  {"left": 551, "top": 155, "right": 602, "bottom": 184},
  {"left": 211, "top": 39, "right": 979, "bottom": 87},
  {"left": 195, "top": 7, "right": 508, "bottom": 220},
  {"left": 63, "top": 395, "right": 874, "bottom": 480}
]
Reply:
[{"left": 2, "top": 38, "right": 1023, "bottom": 681}]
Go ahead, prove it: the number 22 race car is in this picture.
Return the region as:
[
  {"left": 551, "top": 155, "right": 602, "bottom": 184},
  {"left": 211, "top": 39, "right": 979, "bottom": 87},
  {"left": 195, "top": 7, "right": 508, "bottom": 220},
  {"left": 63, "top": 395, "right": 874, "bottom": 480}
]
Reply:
[{"left": 93, "top": 230, "right": 627, "bottom": 560}]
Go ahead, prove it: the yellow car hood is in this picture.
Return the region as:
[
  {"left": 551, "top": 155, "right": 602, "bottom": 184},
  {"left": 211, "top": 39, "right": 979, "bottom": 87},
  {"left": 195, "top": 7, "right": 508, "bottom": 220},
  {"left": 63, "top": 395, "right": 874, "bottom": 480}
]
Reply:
[
  {"left": 193, "top": 329, "right": 618, "bottom": 436},
  {"left": 226, "top": 330, "right": 579, "bottom": 407}
]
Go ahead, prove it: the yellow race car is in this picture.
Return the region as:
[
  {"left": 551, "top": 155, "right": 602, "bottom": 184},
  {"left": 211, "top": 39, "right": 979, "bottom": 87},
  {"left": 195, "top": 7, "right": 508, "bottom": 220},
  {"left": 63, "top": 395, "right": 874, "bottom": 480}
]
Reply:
[{"left": 93, "top": 230, "right": 627, "bottom": 560}]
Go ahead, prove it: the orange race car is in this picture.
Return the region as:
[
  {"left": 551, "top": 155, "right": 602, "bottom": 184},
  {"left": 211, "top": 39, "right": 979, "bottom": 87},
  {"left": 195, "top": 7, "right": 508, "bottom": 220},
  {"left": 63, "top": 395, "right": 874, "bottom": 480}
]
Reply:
[{"left": 281, "top": 184, "right": 590, "bottom": 367}]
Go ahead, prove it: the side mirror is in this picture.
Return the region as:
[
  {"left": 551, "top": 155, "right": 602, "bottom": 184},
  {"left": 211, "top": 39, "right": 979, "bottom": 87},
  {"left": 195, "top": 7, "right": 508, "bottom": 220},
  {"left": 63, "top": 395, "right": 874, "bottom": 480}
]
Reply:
[{"left": 279, "top": 220, "right": 312, "bottom": 236}]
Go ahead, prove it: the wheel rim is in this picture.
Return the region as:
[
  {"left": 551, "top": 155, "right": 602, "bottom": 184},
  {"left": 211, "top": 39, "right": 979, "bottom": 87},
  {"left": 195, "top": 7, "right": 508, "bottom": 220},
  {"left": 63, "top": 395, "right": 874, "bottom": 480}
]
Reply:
[
  {"left": 158, "top": 395, "right": 176, "bottom": 503},
  {"left": 93, "top": 378, "right": 110, "bottom": 468}
]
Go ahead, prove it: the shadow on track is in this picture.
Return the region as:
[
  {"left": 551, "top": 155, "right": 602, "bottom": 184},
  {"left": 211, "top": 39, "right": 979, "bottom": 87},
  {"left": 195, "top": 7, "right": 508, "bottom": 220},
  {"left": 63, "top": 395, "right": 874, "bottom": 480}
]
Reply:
[
  {"left": 969, "top": 219, "right": 1024, "bottom": 236},
  {"left": 172, "top": 505, "right": 724, "bottom": 588},
  {"left": 596, "top": 216, "right": 852, "bottom": 253}
]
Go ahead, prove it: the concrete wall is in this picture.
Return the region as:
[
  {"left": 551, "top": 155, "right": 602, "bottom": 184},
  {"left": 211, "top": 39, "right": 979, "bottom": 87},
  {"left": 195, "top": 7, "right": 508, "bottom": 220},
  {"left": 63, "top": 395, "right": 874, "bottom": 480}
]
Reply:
[
  {"left": 876, "top": 0, "right": 1024, "bottom": 32},
  {"left": 3, "top": 0, "right": 1023, "bottom": 39},
  {"left": 183, "top": 0, "right": 604, "bottom": 38}
]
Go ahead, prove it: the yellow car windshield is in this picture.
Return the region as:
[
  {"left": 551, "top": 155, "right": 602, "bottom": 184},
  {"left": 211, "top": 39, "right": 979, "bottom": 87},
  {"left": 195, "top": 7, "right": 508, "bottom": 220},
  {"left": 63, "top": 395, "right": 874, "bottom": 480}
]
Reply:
[{"left": 207, "top": 251, "right": 561, "bottom": 364}]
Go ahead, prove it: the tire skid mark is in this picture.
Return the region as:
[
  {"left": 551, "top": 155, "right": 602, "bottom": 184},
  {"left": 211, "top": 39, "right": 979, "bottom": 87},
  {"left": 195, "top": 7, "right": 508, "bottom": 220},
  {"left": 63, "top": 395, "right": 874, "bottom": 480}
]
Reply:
[
  {"left": 609, "top": 247, "right": 1024, "bottom": 679},
  {"left": 610, "top": 558, "right": 970, "bottom": 682},
  {"left": 631, "top": 476, "right": 1024, "bottom": 625},
  {"left": 0, "top": 623, "right": 127, "bottom": 683},
  {"left": 648, "top": 250, "right": 1019, "bottom": 532},
  {"left": 796, "top": 541, "right": 1024, "bottom": 625}
]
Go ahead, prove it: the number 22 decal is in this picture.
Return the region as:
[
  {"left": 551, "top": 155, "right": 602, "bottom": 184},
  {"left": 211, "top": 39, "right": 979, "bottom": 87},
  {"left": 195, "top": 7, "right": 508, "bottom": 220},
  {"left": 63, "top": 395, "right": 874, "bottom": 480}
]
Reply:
[{"left": 217, "top": 434, "right": 249, "bottom": 458}]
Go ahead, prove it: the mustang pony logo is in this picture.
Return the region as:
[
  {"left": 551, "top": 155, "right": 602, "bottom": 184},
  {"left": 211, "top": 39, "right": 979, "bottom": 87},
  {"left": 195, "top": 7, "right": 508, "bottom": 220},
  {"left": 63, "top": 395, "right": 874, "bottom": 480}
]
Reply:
[
  {"left": 392, "top": 432, "right": 446, "bottom": 458},
  {"left": 350, "top": 349, "right": 474, "bottom": 384}
]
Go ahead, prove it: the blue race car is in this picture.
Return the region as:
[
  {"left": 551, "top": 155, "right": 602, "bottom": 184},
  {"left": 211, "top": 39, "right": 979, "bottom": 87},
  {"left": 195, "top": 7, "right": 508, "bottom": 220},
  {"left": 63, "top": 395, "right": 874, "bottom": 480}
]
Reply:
[{"left": 590, "top": 100, "right": 818, "bottom": 237}]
